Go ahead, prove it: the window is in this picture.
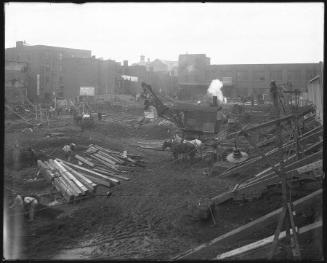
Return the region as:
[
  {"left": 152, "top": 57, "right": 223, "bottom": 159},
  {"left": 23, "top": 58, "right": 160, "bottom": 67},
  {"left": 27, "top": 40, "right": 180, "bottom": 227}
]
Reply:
[
  {"left": 253, "top": 71, "right": 265, "bottom": 81},
  {"left": 237, "top": 71, "right": 249, "bottom": 81},
  {"left": 270, "top": 70, "right": 282, "bottom": 81}
]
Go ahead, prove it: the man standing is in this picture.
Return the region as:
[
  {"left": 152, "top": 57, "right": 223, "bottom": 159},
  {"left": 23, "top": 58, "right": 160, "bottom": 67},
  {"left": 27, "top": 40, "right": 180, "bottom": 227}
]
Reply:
[{"left": 215, "top": 109, "right": 224, "bottom": 133}]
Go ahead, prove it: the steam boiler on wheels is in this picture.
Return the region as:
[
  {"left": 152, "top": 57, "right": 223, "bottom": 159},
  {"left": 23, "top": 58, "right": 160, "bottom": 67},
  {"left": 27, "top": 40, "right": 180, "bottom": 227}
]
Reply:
[{"left": 140, "top": 82, "right": 224, "bottom": 141}]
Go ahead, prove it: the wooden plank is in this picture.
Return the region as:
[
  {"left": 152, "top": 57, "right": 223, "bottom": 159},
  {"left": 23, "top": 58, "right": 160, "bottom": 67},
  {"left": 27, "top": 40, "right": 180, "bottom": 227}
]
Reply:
[
  {"left": 81, "top": 173, "right": 112, "bottom": 188},
  {"left": 93, "top": 152, "right": 119, "bottom": 167},
  {"left": 54, "top": 160, "right": 88, "bottom": 194},
  {"left": 60, "top": 159, "right": 120, "bottom": 185},
  {"left": 295, "top": 159, "right": 322, "bottom": 174},
  {"left": 226, "top": 106, "right": 315, "bottom": 139},
  {"left": 48, "top": 159, "right": 80, "bottom": 197},
  {"left": 96, "top": 149, "right": 124, "bottom": 164},
  {"left": 90, "top": 154, "right": 121, "bottom": 172},
  {"left": 49, "top": 159, "right": 83, "bottom": 196},
  {"left": 60, "top": 162, "right": 96, "bottom": 193},
  {"left": 74, "top": 154, "right": 95, "bottom": 167},
  {"left": 242, "top": 150, "right": 322, "bottom": 188},
  {"left": 219, "top": 129, "right": 322, "bottom": 178},
  {"left": 212, "top": 149, "right": 322, "bottom": 206},
  {"left": 215, "top": 220, "right": 322, "bottom": 259},
  {"left": 93, "top": 168, "right": 130, "bottom": 181},
  {"left": 37, "top": 160, "right": 74, "bottom": 202},
  {"left": 174, "top": 189, "right": 322, "bottom": 260}
]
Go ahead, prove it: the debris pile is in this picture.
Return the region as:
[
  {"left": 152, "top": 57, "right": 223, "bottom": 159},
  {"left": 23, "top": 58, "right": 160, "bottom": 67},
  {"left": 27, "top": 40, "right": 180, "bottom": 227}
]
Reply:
[{"left": 37, "top": 144, "right": 145, "bottom": 202}]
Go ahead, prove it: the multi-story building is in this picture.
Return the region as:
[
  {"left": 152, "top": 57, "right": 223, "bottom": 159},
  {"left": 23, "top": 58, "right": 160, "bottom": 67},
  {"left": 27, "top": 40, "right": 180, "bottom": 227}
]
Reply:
[
  {"left": 176, "top": 53, "right": 321, "bottom": 99},
  {"left": 5, "top": 41, "right": 91, "bottom": 102},
  {"left": 177, "top": 54, "right": 211, "bottom": 99},
  {"left": 208, "top": 63, "right": 322, "bottom": 98},
  {"left": 5, "top": 61, "right": 29, "bottom": 104},
  {"left": 62, "top": 57, "right": 121, "bottom": 99}
]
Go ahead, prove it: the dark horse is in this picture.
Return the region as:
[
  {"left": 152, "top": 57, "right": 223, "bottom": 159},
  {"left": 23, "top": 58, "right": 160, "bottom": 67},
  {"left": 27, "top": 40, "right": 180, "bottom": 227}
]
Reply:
[{"left": 162, "top": 139, "right": 196, "bottom": 160}]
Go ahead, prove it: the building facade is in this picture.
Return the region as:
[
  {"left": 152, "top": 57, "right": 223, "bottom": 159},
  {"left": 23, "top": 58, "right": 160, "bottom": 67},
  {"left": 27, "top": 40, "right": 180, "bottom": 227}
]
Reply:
[
  {"left": 177, "top": 54, "right": 211, "bottom": 99},
  {"left": 5, "top": 41, "right": 91, "bottom": 102},
  {"left": 208, "top": 63, "right": 322, "bottom": 98},
  {"left": 5, "top": 61, "right": 29, "bottom": 104}
]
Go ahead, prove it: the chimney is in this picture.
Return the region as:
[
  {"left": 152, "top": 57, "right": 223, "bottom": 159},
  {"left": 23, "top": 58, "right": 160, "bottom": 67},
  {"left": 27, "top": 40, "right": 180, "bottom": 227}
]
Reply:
[
  {"left": 16, "top": 41, "right": 24, "bottom": 48},
  {"left": 123, "top": 60, "right": 128, "bottom": 67},
  {"left": 212, "top": 96, "right": 218, "bottom": 106}
]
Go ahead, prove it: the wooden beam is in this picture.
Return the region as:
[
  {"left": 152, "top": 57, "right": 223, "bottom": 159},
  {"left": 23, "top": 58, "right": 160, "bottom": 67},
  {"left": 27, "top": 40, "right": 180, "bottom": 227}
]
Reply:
[
  {"left": 74, "top": 154, "right": 95, "bottom": 167},
  {"left": 215, "top": 220, "right": 322, "bottom": 260},
  {"left": 49, "top": 159, "right": 81, "bottom": 197},
  {"left": 60, "top": 162, "right": 96, "bottom": 193},
  {"left": 173, "top": 189, "right": 321, "bottom": 260},
  {"left": 53, "top": 160, "right": 88, "bottom": 194},
  {"left": 226, "top": 106, "right": 315, "bottom": 139},
  {"left": 212, "top": 149, "right": 322, "bottom": 205},
  {"left": 219, "top": 130, "right": 322, "bottom": 178},
  {"left": 93, "top": 168, "right": 130, "bottom": 181},
  {"left": 60, "top": 159, "right": 120, "bottom": 185}
]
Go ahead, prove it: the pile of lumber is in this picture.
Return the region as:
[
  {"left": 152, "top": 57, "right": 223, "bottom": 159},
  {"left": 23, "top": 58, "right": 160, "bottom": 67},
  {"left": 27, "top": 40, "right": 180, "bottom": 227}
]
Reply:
[
  {"left": 38, "top": 159, "right": 98, "bottom": 202},
  {"left": 37, "top": 144, "right": 145, "bottom": 203},
  {"left": 85, "top": 144, "right": 145, "bottom": 170}
]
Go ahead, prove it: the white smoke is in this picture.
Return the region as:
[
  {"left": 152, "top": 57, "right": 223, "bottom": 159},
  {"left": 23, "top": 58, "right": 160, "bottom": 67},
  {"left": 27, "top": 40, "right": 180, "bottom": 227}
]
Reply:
[{"left": 207, "top": 79, "right": 226, "bottom": 104}]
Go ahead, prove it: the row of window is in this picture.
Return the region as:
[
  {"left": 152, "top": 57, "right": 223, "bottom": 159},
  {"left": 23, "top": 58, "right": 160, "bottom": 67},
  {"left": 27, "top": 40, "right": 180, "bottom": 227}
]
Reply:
[{"left": 216, "top": 70, "right": 318, "bottom": 82}]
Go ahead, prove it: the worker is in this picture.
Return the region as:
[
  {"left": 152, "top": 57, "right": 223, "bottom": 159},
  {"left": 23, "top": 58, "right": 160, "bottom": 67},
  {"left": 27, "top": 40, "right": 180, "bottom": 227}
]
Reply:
[
  {"left": 49, "top": 105, "right": 55, "bottom": 118},
  {"left": 10, "top": 194, "right": 39, "bottom": 221},
  {"left": 215, "top": 109, "right": 224, "bottom": 133},
  {"left": 63, "top": 143, "right": 76, "bottom": 161},
  {"left": 270, "top": 81, "right": 279, "bottom": 107}
]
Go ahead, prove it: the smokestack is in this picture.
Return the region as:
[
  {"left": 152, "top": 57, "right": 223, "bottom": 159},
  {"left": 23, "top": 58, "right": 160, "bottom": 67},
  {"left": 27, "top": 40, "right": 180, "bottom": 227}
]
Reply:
[
  {"left": 212, "top": 96, "right": 218, "bottom": 106},
  {"left": 16, "top": 41, "right": 24, "bottom": 48},
  {"left": 123, "top": 60, "right": 128, "bottom": 67}
]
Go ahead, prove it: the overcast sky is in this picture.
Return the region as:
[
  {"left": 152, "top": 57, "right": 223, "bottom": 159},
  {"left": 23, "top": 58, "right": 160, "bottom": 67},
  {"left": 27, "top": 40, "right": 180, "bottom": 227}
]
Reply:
[{"left": 5, "top": 2, "right": 324, "bottom": 65}]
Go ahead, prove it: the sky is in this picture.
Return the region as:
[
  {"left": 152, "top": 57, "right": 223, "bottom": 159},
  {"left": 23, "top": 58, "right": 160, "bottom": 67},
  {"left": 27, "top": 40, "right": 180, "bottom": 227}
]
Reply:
[{"left": 5, "top": 2, "right": 324, "bottom": 65}]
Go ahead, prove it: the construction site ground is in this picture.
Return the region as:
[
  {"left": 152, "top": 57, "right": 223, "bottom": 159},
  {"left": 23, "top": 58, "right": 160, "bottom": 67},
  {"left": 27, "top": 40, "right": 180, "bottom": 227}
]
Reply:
[{"left": 4, "top": 105, "right": 322, "bottom": 260}]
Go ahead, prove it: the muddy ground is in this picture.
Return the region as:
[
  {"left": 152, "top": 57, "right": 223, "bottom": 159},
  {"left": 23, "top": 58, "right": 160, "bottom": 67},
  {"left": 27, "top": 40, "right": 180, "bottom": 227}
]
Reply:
[{"left": 4, "top": 105, "right": 322, "bottom": 260}]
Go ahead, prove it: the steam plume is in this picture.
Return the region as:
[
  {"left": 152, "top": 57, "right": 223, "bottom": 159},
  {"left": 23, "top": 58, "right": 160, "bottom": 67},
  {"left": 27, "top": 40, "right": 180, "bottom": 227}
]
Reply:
[{"left": 207, "top": 79, "right": 226, "bottom": 104}]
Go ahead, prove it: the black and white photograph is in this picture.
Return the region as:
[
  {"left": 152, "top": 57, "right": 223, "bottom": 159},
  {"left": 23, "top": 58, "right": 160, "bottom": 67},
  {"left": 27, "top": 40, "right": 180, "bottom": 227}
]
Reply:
[{"left": 4, "top": 2, "right": 324, "bottom": 260}]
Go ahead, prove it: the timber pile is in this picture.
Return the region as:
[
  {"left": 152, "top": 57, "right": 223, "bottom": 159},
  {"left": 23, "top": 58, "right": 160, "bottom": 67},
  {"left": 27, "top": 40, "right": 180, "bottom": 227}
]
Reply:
[
  {"left": 38, "top": 159, "right": 98, "bottom": 202},
  {"left": 85, "top": 144, "right": 146, "bottom": 170},
  {"left": 37, "top": 145, "right": 145, "bottom": 203}
]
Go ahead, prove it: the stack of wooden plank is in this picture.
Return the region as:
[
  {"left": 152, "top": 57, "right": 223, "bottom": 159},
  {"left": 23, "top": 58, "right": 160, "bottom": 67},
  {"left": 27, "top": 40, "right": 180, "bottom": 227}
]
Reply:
[
  {"left": 37, "top": 159, "right": 99, "bottom": 202},
  {"left": 37, "top": 144, "right": 145, "bottom": 203},
  {"left": 85, "top": 144, "right": 145, "bottom": 171}
]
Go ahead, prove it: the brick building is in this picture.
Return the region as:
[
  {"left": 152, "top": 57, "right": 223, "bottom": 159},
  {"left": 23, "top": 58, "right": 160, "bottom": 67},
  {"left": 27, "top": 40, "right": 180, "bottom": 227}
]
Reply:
[
  {"left": 208, "top": 63, "right": 322, "bottom": 98},
  {"left": 177, "top": 54, "right": 211, "bottom": 99},
  {"left": 5, "top": 61, "right": 29, "bottom": 104},
  {"left": 176, "top": 53, "right": 321, "bottom": 99},
  {"left": 5, "top": 41, "right": 91, "bottom": 102}
]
